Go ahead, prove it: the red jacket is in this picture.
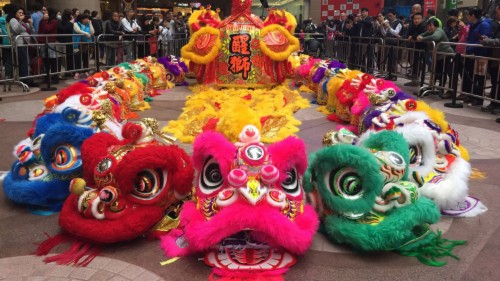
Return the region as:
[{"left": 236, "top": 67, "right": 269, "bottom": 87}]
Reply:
[{"left": 38, "top": 19, "right": 59, "bottom": 43}]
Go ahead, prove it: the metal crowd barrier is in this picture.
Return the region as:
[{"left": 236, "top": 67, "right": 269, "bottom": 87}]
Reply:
[
  {"left": 325, "top": 36, "right": 500, "bottom": 113},
  {"left": 0, "top": 35, "right": 19, "bottom": 92},
  {"left": 330, "top": 35, "right": 351, "bottom": 63},
  {"left": 294, "top": 33, "right": 326, "bottom": 57},
  {"left": 12, "top": 34, "right": 91, "bottom": 92},
  {"left": 96, "top": 33, "right": 189, "bottom": 70},
  {"left": 427, "top": 42, "right": 500, "bottom": 110},
  {"left": 333, "top": 36, "right": 384, "bottom": 74},
  {"left": 1, "top": 33, "right": 191, "bottom": 93}
]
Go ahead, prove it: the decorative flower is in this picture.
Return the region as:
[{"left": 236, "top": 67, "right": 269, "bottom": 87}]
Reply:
[
  {"left": 252, "top": 55, "right": 264, "bottom": 68},
  {"left": 218, "top": 61, "right": 229, "bottom": 75},
  {"left": 251, "top": 38, "right": 260, "bottom": 50}
]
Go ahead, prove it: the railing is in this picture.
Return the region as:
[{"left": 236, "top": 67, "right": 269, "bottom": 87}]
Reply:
[
  {"left": 0, "top": 35, "right": 18, "bottom": 91},
  {"left": 3, "top": 30, "right": 500, "bottom": 115},
  {"left": 428, "top": 42, "right": 500, "bottom": 109}
]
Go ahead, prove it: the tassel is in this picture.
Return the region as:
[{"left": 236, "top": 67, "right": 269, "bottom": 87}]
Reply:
[
  {"left": 209, "top": 273, "right": 285, "bottom": 281},
  {"left": 327, "top": 113, "right": 343, "bottom": 123},
  {"left": 43, "top": 241, "right": 102, "bottom": 266},
  {"left": 398, "top": 231, "right": 466, "bottom": 267},
  {"left": 35, "top": 233, "right": 68, "bottom": 256},
  {"left": 36, "top": 233, "right": 101, "bottom": 266}
]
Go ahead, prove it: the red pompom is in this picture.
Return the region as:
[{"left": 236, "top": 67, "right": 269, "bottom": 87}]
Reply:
[
  {"left": 122, "top": 123, "right": 143, "bottom": 142},
  {"left": 101, "top": 71, "right": 109, "bottom": 80},
  {"left": 405, "top": 100, "right": 417, "bottom": 111},
  {"left": 79, "top": 94, "right": 92, "bottom": 106},
  {"left": 88, "top": 78, "right": 98, "bottom": 87}
]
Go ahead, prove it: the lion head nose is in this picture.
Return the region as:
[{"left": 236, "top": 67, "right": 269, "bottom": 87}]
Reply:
[
  {"left": 228, "top": 169, "right": 248, "bottom": 187},
  {"left": 99, "top": 186, "right": 119, "bottom": 204}
]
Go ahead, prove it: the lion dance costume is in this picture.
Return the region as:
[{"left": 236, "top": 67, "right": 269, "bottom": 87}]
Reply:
[{"left": 161, "top": 126, "right": 318, "bottom": 280}]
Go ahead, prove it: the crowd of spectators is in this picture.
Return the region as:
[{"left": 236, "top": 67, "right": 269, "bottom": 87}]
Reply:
[
  {"left": 308, "top": 5, "right": 500, "bottom": 113},
  {"left": 0, "top": 3, "right": 191, "bottom": 86}
]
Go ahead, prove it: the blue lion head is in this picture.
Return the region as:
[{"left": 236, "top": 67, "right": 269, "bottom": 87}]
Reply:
[{"left": 2, "top": 110, "right": 94, "bottom": 212}]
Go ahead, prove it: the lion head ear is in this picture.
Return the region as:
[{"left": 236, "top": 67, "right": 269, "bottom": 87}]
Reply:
[
  {"left": 80, "top": 132, "right": 122, "bottom": 185},
  {"left": 267, "top": 136, "right": 307, "bottom": 178},
  {"left": 192, "top": 131, "right": 236, "bottom": 178}
]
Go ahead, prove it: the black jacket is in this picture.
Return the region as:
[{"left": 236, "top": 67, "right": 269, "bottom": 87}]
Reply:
[
  {"left": 360, "top": 16, "right": 373, "bottom": 37},
  {"left": 407, "top": 22, "right": 426, "bottom": 49},
  {"left": 57, "top": 20, "right": 74, "bottom": 43}
]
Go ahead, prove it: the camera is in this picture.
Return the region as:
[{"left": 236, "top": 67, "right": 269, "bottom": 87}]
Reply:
[{"left": 23, "top": 14, "right": 31, "bottom": 23}]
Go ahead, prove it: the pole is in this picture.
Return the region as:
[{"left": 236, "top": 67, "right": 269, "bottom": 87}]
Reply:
[{"left": 41, "top": 41, "right": 56, "bottom": 91}]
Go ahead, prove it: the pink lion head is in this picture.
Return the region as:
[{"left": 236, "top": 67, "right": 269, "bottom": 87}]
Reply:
[{"left": 161, "top": 128, "right": 318, "bottom": 278}]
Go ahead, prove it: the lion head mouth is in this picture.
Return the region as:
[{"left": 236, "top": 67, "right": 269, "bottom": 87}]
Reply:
[{"left": 204, "top": 231, "right": 296, "bottom": 272}]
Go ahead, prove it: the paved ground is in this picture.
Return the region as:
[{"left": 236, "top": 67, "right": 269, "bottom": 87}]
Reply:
[{"left": 0, "top": 76, "right": 499, "bottom": 281}]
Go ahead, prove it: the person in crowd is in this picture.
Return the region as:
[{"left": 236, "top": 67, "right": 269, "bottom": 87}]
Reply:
[
  {"left": 417, "top": 18, "right": 454, "bottom": 96},
  {"left": 360, "top": 7, "right": 374, "bottom": 73},
  {"left": 427, "top": 9, "right": 442, "bottom": 28},
  {"left": 30, "top": 3, "right": 43, "bottom": 33},
  {"left": 381, "top": 10, "right": 402, "bottom": 39},
  {"left": 339, "top": 12, "right": 347, "bottom": 34},
  {"left": 480, "top": 4, "right": 500, "bottom": 114},
  {"left": 399, "top": 16, "right": 409, "bottom": 38},
  {"left": 38, "top": 7, "right": 60, "bottom": 84},
  {"left": 381, "top": 9, "right": 403, "bottom": 79},
  {"left": 344, "top": 17, "right": 358, "bottom": 67},
  {"left": 104, "top": 11, "right": 124, "bottom": 66},
  {"left": 143, "top": 16, "right": 160, "bottom": 56},
  {"left": 444, "top": 16, "right": 459, "bottom": 48},
  {"left": 57, "top": 9, "right": 75, "bottom": 76},
  {"left": 73, "top": 13, "right": 94, "bottom": 79},
  {"left": 373, "top": 13, "right": 385, "bottom": 36},
  {"left": 304, "top": 18, "right": 317, "bottom": 33},
  {"left": 372, "top": 13, "right": 385, "bottom": 68},
  {"left": 136, "top": 15, "right": 149, "bottom": 58},
  {"left": 405, "top": 12, "right": 427, "bottom": 86},
  {"left": 91, "top": 11, "right": 104, "bottom": 61},
  {"left": 159, "top": 17, "right": 172, "bottom": 56},
  {"left": 121, "top": 8, "right": 141, "bottom": 62},
  {"left": 83, "top": 10, "right": 91, "bottom": 16},
  {"left": 408, "top": 4, "right": 425, "bottom": 26},
  {"left": 326, "top": 19, "right": 336, "bottom": 40},
  {"left": 175, "top": 12, "right": 187, "bottom": 39},
  {"left": 8, "top": 7, "right": 38, "bottom": 87},
  {"left": 0, "top": 4, "right": 15, "bottom": 80},
  {"left": 72, "top": 8, "right": 80, "bottom": 20},
  {"left": 463, "top": 7, "right": 492, "bottom": 106},
  {"left": 448, "top": 9, "right": 459, "bottom": 18},
  {"left": 454, "top": 13, "right": 469, "bottom": 84}
]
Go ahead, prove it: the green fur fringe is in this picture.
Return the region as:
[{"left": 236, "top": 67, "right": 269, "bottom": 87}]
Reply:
[{"left": 398, "top": 230, "right": 466, "bottom": 267}]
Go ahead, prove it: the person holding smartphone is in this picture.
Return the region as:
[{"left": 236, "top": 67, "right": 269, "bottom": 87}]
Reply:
[
  {"left": 121, "top": 8, "right": 141, "bottom": 62},
  {"left": 7, "top": 6, "right": 38, "bottom": 87}
]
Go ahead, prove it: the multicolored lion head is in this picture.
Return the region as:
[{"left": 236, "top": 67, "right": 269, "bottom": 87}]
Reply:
[
  {"left": 2, "top": 112, "right": 94, "bottom": 212},
  {"left": 55, "top": 119, "right": 194, "bottom": 244},
  {"left": 162, "top": 127, "right": 318, "bottom": 279},
  {"left": 36, "top": 119, "right": 194, "bottom": 266},
  {"left": 305, "top": 130, "right": 465, "bottom": 266}
]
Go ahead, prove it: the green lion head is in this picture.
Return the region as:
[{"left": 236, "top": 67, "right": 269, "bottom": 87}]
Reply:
[{"left": 304, "top": 129, "right": 465, "bottom": 266}]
